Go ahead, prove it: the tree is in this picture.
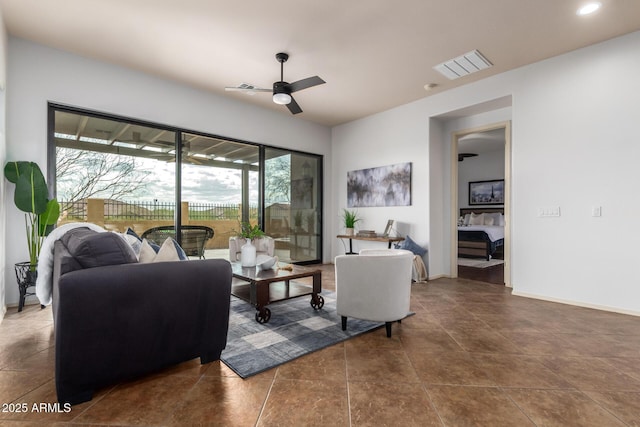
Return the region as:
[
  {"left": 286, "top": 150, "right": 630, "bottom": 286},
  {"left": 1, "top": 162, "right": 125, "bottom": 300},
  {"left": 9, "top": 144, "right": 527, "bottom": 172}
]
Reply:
[
  {"left": 264, "top": 154, "right": 290, "bottom": 204},
  {"left": 56, "top": 147, "right": 151, "bottom": 217}
]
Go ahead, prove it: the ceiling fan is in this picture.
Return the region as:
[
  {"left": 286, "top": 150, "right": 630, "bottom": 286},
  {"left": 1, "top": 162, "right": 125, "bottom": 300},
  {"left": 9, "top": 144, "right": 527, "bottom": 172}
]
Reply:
[{"left": 225, "top": 52, "right": 325, "bottom": 115}]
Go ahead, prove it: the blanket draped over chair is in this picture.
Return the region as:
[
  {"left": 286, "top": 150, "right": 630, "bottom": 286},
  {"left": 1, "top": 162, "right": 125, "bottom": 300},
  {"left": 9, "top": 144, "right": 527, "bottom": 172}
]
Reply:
[{"left": 36, "top": 222, "right": 106, "bottom": 306}]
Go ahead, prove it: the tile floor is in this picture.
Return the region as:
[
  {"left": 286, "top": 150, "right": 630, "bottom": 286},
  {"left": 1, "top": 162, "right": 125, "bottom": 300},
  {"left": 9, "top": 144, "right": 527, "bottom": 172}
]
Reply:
[{"left": 1, "top": 264, "right": 640, "bottom": 426}]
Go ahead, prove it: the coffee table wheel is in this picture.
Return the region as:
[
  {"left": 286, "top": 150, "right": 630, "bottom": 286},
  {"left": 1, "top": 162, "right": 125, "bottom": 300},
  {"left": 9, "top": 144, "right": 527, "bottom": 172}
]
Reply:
[
  {"left": 310, "top": 295, "right": 324, "bottom": 310},
  {"left": 255, "top": 307, "right": 271, "bottom": 324}
]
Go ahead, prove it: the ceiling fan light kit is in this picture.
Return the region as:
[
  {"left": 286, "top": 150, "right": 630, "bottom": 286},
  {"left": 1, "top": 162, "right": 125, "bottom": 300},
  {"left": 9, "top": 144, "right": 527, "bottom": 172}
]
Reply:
[
  {"left": 225, "top": 52, "right": 325, "bottom": 115},
  {"left": 273, "top": 93, "right": 291, "bottom": 105}
]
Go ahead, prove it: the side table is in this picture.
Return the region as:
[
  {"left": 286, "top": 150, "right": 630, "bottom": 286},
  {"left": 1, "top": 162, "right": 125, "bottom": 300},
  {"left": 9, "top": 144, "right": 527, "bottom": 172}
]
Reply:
[{"left": 336, "top": 235, "right": 405, "bottom": 255}]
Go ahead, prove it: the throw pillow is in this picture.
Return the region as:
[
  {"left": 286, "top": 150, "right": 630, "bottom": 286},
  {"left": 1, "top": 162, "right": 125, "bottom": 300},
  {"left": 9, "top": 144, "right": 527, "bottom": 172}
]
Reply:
[
  {"left": 61, "top": 228, "right": 138, "bottom": 269},
  {"left": 139, "top": 237, "right": 187, "bottom": 263},
  {"left": 122, "top": 229, "right": 143, "bottom": 256},
  {"left": 394, "top": 235, "right": 427, "bottom": 257},
  {"left": 138, "top": 239, "right": 159, "bottom": 263}
]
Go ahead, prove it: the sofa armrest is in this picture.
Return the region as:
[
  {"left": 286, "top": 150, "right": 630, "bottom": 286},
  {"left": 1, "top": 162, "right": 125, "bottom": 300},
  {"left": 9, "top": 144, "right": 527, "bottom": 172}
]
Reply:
[{"left": 54, "top": 259, "right": 232, "bottom": 404}]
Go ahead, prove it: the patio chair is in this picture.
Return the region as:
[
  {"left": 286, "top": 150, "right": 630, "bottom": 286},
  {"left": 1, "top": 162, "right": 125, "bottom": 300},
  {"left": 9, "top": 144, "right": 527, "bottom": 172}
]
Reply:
[{"left": 141, "top": 225, "right": 214, "bottom": 259}]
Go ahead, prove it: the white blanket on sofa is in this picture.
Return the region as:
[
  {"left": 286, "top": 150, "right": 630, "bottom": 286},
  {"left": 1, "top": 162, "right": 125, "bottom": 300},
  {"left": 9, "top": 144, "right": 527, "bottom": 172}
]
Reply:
[{"left": 36, "top": 222, "right": 106, "bottom": 306}]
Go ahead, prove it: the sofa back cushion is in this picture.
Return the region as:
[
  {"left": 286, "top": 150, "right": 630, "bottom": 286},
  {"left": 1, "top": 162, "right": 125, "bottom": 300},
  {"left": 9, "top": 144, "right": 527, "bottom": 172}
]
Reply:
[{"left": 60, "top": 228, "right": 137, "bottom": 269}]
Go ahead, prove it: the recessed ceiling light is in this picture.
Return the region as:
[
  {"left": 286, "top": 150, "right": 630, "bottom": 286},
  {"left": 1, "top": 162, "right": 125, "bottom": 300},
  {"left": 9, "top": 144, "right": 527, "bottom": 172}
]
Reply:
[{"left": 577, "top": 2, "right": 602, "bottom": 16}]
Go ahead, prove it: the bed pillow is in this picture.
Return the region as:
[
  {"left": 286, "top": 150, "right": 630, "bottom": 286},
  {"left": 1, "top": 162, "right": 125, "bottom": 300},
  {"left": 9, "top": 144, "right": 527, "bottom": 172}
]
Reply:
[
  {"left": 394, "top": 235, "right": 427, "bottom": 257},
  {"left": 483, "top": 215, "right": 495, "bottom": 226},
  {"left": 469, "top": 212, "right": 484, "bottom": 225},
  {"left": 463, "top": 213, "right": 471, "bottom": 225},
  {"left": 498, "top": 213, "right": 505, "bottom": 226}
]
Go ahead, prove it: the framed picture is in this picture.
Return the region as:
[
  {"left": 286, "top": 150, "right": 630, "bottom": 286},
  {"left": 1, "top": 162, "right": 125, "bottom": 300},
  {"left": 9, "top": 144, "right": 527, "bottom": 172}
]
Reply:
[
  {"left": 347, "top": 162, "right": 411, "bottom": 207},
  {"left": 469, "top": 179, "right": 504, "bottom": 205},
  {"left": 383, "top": 220, "right": 394, "bottom": 237}
]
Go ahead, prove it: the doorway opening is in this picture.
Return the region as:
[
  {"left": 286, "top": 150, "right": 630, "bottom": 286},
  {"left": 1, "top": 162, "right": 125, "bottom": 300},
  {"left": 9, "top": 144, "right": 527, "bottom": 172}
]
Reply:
[{"left": 450, "top": 122, "right": 511, "bottom": 286}]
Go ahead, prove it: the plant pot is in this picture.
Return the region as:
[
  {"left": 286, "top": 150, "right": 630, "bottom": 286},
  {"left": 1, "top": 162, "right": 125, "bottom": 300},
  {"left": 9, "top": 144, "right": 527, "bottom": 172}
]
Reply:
[
  {"left": 14, "top": 262, "right": 38, "bottom": 312},
  {"left": 345, "top": 227, "right": 354, "bottom": 236}
]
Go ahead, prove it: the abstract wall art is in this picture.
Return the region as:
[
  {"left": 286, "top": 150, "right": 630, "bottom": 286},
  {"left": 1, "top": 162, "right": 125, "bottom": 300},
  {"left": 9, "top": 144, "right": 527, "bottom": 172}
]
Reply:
[{"left": 347, "top": 162, "right": 411, "bottom": 207}]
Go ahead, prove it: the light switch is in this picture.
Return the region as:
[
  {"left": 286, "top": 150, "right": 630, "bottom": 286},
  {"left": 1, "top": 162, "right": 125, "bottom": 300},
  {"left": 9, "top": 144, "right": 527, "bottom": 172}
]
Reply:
[
  {"left": 538, "top": 207, "right": 561, "bottom": 217},
  {"left": 592, "top": 206, "right": 602, "bottom": 217}
]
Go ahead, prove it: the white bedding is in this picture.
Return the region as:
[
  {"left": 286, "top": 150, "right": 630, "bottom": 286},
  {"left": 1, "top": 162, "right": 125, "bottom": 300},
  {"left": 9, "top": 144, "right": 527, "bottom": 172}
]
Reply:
[{"left": 458, "top": 225, "right": 504, "bottom": 242}]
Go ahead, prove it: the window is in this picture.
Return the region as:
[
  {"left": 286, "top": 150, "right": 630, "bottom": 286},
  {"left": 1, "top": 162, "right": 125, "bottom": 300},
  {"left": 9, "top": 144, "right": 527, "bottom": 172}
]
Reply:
[{"left": 49, "top": 104, "right": 322, "bottom": 263}]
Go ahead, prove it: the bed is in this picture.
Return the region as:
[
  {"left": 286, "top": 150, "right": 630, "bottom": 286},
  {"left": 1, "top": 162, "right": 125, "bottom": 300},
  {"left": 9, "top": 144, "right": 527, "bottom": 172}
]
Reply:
[{"left": 458, "top": 208, "right": 504, "bottom": 260}]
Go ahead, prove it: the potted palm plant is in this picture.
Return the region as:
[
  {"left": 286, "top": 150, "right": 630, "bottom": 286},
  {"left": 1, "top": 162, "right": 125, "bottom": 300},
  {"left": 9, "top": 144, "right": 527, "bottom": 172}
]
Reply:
[
  {"left": 342, "top": 209, "right": 360, "bottom": 236},
  {"left": 4, "top": 161, "right": 60, "bottom": 311}
]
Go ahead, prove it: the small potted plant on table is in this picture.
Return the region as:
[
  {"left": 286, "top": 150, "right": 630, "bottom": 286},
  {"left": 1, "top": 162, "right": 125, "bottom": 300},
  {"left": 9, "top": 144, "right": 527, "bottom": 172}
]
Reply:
[
  {"left": 235, "top": 221, "right": 266, "bottom": 267},
  {"left": 342, "top": 209, "right": 360, "bottom": 236}
]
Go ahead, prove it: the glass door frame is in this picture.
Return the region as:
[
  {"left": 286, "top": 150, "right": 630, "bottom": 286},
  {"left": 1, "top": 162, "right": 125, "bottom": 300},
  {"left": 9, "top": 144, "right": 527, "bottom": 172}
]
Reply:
[{"left": 47, "top": 103, "right": 323, "bottom": 264}]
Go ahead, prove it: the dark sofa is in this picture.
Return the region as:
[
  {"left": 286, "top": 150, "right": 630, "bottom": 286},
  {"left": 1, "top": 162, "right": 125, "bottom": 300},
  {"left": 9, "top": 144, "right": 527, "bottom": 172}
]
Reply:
[{"left": 51, "top": 228, "right": 232, "bottom": 405}]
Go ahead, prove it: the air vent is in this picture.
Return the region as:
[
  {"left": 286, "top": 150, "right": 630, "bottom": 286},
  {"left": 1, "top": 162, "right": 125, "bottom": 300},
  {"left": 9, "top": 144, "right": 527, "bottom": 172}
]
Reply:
[
  {"left": 434, "top": 50, "right": 492, "bottom": 80},
  {"left": 238, "top": 83, "right": 259, "bottom": 90}
]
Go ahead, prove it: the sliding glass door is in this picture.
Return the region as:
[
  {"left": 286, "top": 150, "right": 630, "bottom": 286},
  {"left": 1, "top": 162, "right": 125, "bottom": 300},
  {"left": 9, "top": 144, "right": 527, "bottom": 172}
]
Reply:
[
  {"left": 264, "top": 148, "right": 322, "bottom": 263},
  {"left": 50, "top": 104, "right": 322, "bottom": 264},
  {"left": 180, "top": 132, "right": 259, "bottom": 258}
]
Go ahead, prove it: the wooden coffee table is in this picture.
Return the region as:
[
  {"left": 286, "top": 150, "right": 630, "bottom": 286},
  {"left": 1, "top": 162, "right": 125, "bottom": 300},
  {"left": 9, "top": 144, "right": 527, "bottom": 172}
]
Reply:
[{"left": 230, "top": 263, "right": 324, "bottom": 323}]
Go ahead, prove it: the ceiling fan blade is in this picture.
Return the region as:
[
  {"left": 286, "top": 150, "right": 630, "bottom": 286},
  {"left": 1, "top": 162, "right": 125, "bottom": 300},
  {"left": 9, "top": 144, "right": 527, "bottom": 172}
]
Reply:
[
  {"left": 286, "top": 96, "right": 303, "bottom": 114},
  {"left": 288, "top": 76, "right": 325, "bottom": 93},
  {"left": 225, "top": 86, "right": 271, "bottom": 92}
]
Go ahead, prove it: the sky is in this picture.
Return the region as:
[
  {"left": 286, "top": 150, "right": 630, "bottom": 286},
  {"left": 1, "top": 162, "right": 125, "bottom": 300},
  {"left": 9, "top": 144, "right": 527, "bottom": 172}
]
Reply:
[
  {"left": 57, "top": 148, "right": 287, "bottom": 206},
  {"left": 136, "top": 159, "right": 259, "bottom": 205}
]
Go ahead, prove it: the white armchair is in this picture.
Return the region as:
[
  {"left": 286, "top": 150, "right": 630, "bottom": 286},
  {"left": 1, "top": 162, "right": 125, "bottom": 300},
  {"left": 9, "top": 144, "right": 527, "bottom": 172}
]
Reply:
[
  {"left": 229, "top": 236, "right": 275, "bottom": 262},
  {"left": 335, "top": 248, "right": 414, "bottom": 338}
]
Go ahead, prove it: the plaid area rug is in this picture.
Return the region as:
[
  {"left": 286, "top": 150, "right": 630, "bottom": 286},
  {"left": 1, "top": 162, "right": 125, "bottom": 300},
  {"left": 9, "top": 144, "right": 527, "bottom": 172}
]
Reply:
[{"left": 220, "top": 290, "right": 384, "bottom": 378}]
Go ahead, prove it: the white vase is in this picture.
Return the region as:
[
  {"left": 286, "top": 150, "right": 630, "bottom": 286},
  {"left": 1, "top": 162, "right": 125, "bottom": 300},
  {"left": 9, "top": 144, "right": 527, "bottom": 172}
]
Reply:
[{"left": 240, "top": 239, "right": 257, "bottom": 267}]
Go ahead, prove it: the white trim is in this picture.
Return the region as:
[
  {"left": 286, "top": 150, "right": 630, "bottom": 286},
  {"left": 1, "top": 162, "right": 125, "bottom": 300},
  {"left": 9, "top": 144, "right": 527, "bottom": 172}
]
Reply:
[{"left": 512, "top": 291, "right": 640, "bottom": 317}]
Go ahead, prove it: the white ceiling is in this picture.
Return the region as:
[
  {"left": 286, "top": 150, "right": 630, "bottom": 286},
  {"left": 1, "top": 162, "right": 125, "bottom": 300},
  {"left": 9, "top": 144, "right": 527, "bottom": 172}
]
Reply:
[
  {"left": 2, "top": 0, "right": 640, "bottom": 127},
  {"left": 458, "top": 129, "right": 505, "bottom": 155}
]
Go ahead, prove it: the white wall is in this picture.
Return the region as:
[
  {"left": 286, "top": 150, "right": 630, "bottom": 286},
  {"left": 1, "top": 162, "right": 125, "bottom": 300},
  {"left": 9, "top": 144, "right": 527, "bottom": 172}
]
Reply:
[
  {"left": 508, "top": 31, "right": 640, "bottom": 313},
  {"left": 3, "top": 37, "right": 332, "bottom": 308},
  {"left": 332, "top": 102, "right": 430, "bottom": 257},
  {"left": 333, "top": 30, "right": 640, "bottom": 314},
  {"left": 0, "top": 10, "right": 7, "bottom": 320}
]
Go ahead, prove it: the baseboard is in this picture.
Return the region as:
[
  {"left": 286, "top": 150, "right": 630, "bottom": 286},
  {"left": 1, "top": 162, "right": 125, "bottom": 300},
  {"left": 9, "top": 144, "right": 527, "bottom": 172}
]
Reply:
[
  {"left": 428, "top": 273, "right": 447, "bottom": 280},
  {"left": 511, "top": 290, "right": 640, "bottom": 317}
]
